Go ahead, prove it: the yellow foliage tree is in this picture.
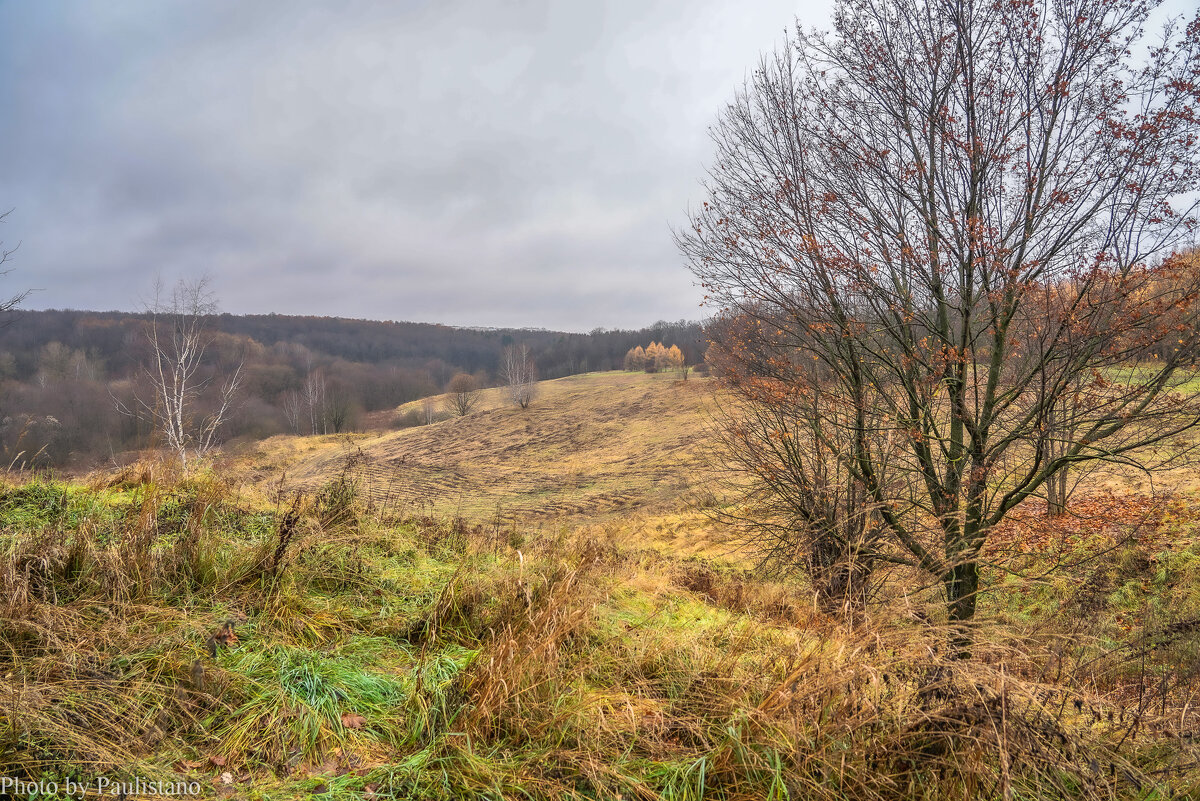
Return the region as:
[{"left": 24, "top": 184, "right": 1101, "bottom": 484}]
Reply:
[
  {"left": 623, "top": 345, "right": 647, "bottom": 371},
  {"left": 646, "top": 342, "right": 667, "bottom": 371},
  {"left": 626, "top": 342, "right": 687, "bottom": 374}
]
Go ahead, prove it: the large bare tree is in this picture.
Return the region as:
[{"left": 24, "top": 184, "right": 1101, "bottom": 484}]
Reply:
[
  {"left": 120, "top": 278, "right": 243, "bottom": 471},
  {"left": 679, "top": 0, "right": 1200, "bottom": 633}
]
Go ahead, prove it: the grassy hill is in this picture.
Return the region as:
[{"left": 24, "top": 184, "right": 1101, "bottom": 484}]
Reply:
[
  {"left": 234, "top": 369, "right": 1200, "bottom": 562},
  {"left": 240, "top": 372, "right": 714, "bottom": 524},
  {"left": 2, "top": 370, "right": 1200, "bottom": 798}
]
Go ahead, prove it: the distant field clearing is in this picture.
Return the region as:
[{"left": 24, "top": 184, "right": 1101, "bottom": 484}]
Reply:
[{"left": 238, "top": 372, "right": 715, "bottom": 523}]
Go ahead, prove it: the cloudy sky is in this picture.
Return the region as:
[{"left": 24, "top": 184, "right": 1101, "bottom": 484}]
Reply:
[{"left": 0, "top": 1, "right": 834, "bottom": 331}]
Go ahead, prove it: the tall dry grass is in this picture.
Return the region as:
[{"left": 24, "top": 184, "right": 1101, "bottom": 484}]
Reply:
[{"left": 0, "top": 462, "right": 1196, "bottom": 798}]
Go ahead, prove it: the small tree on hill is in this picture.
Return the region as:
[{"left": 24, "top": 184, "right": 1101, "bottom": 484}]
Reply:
[
  {"left": 501, "top": 344, "right": 537, "bottom": 409},
  {"left": 445, "top": 373, "right": 480, "bottom": 417},
  {"left": 624, "top": 345, "right": 647, "bottom": 371},
  {"left": 118, "top": 277, "right": 243, "bottom": 471},
  {"left": 665, "top": 344, "right": 686, "bottom": 378},
  {"left": 646, "top": 342, "right": 667, "bottom": 372},
  {"left": 326, "top": 379, "right": 356, "bottom": 433}
]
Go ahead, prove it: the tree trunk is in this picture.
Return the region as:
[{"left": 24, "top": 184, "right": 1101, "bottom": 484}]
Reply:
[
  {"left": 1046, "top": 468, "right": 1068, "bottom": 517},
  {"left": 1045, "top": 400, "right": 1068, "bottom": 516},
  {"left": 946, "top": 560, "right": 979, "bottom": 657}
]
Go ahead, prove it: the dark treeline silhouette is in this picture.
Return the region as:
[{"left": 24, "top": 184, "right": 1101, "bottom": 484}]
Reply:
[{"left": 0, "top": 310, "right": 703, "bottom": 468}]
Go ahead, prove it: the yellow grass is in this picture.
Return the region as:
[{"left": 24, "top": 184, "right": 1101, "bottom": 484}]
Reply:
[
  {"left": 6, "top": 371, "right": 1200, "bottom": 797},
  {"left": 237, "top": 372, "right": 718, "bottom": 526}
]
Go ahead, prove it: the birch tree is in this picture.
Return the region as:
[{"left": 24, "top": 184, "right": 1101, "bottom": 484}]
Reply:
[
  {"left": 121, "top": 278, "right": 243, "bottom": 470},
  {"left": 501, "top": 344, "right": 538, "bottom": 409},
  {"left": 303, "top": 369, "right": 327, "bottom": 435}
]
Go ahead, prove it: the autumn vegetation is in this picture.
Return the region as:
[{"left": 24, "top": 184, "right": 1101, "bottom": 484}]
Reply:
[
  {"left": 624, "top": 341, "right": 686, "bottom": 374},
  {"left": 679, "top": 0, "right": 1200, "bottom": 644},
  {"left": 0, "top": 440, "right": 1198, "bottom": 799},
  {"left": 4, "top": 0, "right": 1200, "bottom": 796},
  {"left": 0, "top": 368, "right": 1196, "bottom": 798},
  {"left": 0, "top": 311, "right": 702, "bottom": 470}
]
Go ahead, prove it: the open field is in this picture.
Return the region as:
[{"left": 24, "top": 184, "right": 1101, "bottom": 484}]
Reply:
[
  {"left": 1, "top": 370, "right": 1199, "bottom": 798},
  {"left": 232, "top": 369, "right": 1200, "bottom": 556},
  {"left": 238, "top": 372, "right": 715, "bottom": 524},
  {"left": 241, "top": 370, "right": 1200, "bottom": 511}
]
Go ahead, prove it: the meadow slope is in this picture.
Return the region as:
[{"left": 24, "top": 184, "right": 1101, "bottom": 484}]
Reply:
[
  {"left": 2, "top": 469, "right": 1198, "bottom": 799},
  {"left": 240, "top": 372, "right": 714, "bottom": 523},
  {"left": 2, "top": 370, "right": 1200, "bottom": 798}
]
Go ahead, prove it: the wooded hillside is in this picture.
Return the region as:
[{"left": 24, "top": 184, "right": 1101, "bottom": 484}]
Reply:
[{"left": 0, "top": 310, "right": 703, "bottom": 468}]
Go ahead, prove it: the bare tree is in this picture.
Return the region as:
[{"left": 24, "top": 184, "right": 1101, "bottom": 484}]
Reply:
[
  {"left": 421, "top": 396, "right": 438, "bottom": 425},
  {"left": 281, "top": 389, "right": 305, "bottom": 435},
  {"left": 303, "top": 369, "right": 327, "bottom": 435},
  {"left": 1042, "top": 372, "right": 1089, "bottom": 517},
  {"left": 0, "top": 209, "right": 31, "bottom": 321},
  {"left": 707, "top": 348, "right": 891, "bottom": 611},
  {"left": 501, "top": 344, "right": 538, "bottom": 409},
  {"left": 676, "top": 357, "right": 691, "bottom": 382},
  {"left": 679, "top": 0, "right": 1200, "bottom": 636},
  {"left": 118, "top": 277, "right": 243, "bottom": 471},
  {"left": 325, "top": 379, "right": 355, "bottom": 433},
  {"left": 445, "top": 373, "right": 480, "bottom": 417}
]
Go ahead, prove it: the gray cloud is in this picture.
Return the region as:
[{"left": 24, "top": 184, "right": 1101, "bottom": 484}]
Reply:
[
  {"left": 2, "top": 2, "right": 822, "bottom": 329},
  {"left": 4, "top": 1, "right": 1195, "bottom": 330}
]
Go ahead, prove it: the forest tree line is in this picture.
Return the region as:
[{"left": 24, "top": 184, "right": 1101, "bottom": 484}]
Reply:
[{"left": 0, "top": 309, "right": 703, "bottom": 468}]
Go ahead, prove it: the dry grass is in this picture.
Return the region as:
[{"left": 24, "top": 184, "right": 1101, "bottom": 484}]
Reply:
[
  {"left": 1, "top": 460, "right": 1198, "bottom": 799},
  {"left": 3, "top": 372, "right": 1200, "bottom": 798},
  {"left": 234, "top": 372, "right": 714, "bottom": 524},
  {"left": 230, "top": 369, "right": 1200, "bottom": 562}
]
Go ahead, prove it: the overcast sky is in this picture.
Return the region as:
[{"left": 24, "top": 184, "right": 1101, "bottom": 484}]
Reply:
[
  {"left": 5, "top": 2, "right": 1193, "bottom": 332},
  {"left": 0, "top": 1, "right": 836, "bottom": 331}
]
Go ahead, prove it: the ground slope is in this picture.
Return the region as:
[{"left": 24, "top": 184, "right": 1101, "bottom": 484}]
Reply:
[{"left": 240, "top": 372, "right": 714, "bottom": 523}]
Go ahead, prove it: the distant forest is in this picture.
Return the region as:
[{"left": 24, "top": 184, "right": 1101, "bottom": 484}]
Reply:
[{"left": 0, "top": 310, "right": 705, "bottom": 469}]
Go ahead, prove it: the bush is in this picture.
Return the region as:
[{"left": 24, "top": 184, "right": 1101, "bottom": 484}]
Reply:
[
  {"left": 444, "top": 373, "right": 480, "bottom": 417},
  {"left": 392, "top": 410, "right": 425, "bottom": 429}
]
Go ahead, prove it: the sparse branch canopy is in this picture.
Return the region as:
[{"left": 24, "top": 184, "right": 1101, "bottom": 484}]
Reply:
[
  {"left": 0, "top": 209, "right": 31, "bottom": 321},
  {"left": 445, "top": 372, "right": 481, "bottom": 417},
  {"left": 680, "top": 0, "right": 1200, "bottom": 630},
  {"left": 117, "top": 277, "right": 243, "bottom": 470},
  {"left": 501, "top": 344, "right": 538, "bottom": 409}
]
